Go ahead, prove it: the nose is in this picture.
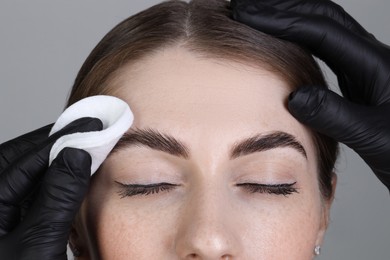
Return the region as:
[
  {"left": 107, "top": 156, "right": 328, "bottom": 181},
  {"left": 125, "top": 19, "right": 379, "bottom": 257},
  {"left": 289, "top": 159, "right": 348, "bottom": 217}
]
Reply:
[{"left": 175, "top": 184, "right": 242, "bottom": 259}]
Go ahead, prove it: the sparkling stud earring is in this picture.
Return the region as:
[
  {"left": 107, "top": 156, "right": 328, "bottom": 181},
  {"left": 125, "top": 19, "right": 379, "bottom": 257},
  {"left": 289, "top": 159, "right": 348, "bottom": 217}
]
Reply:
[{"left": 314, "top": 245, "right": 321, "bottom": 256}]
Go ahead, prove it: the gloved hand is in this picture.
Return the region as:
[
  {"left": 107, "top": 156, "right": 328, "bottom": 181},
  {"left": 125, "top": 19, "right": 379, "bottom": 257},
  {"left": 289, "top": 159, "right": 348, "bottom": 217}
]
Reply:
[
  {"left": 0, "top": 117, "right": 102, "bottom": 259},
  {"left": 231, "top": 0, "right": 390, "bottom": 191}
]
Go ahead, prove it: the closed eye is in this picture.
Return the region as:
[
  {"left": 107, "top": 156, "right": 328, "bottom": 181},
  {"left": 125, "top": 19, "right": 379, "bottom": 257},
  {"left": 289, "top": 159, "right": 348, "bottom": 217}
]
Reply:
[
  {"left": 115, "top": 181, "right": 298, "bottom": 198},
  {"left": 237, "top": 182, "right": 298, "bottom": 196},
  {"left": 115, "top": 182, "right": 179, "bottom": 198}
]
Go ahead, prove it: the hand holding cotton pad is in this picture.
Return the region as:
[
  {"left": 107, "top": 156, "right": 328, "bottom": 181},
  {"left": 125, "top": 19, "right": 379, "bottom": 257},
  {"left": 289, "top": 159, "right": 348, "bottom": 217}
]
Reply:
[{"left": 49, "top": 95, "right": 133, "bottom": 174}]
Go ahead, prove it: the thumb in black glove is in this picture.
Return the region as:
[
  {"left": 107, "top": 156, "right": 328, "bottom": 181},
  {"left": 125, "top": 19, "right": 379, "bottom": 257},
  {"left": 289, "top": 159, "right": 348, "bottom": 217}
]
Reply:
[
  {"left": 0, "top": 148, "right": 91, "bottom": 259},
  {"left": 0, "top": 117, "right": 102, "bottom": 259},
  {"left": 288, "top": 86, "right": 390, "bottom": 188},
  {"left": 232, "top": 0, "right": 390, "bottom": 191}
]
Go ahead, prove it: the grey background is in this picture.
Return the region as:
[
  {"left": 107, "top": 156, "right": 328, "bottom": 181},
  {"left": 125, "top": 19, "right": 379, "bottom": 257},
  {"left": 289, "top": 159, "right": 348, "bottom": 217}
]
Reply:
[{"left": 0, "top": 1, "right": 389, "bottom": 259}]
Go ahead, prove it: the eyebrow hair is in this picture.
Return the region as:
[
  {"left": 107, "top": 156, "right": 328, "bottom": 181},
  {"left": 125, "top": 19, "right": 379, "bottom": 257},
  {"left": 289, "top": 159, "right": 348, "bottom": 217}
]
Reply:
[
  {"left": 230, "top": 131, "right": 307, "bottom": 159},
  {"left": 111, "top": 128, "right": 189, "bottom": 158},
  {"left": 111, "top": 129, "right": 306, "bottom": 160}
]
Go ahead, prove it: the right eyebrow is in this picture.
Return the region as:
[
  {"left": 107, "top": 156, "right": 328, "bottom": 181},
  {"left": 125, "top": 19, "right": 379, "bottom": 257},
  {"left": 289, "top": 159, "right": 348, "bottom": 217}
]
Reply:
[{"left": 110, "top": 128, "right": 189, "bottom": 159}]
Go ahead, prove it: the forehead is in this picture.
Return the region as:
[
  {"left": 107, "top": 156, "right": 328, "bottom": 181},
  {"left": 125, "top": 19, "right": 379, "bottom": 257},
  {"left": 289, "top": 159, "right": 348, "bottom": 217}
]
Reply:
[{"left": 111, "top": 47, "right": 316, "bottom": 159}]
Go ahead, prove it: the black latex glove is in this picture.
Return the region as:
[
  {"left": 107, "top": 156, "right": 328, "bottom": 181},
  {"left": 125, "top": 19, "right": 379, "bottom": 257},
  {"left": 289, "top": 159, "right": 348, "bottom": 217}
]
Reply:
[
  {"left": 0, "top": 117, "right": 103, "bottom": 259},
  {"left": 231, "top": 0, "right": 390, "bottom": 190}
]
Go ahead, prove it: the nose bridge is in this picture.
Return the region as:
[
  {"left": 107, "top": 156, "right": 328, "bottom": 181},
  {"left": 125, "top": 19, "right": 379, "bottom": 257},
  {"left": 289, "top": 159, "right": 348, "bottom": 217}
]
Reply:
[{"left": 175, "top": 181, "right": 241, "bottom": 259}]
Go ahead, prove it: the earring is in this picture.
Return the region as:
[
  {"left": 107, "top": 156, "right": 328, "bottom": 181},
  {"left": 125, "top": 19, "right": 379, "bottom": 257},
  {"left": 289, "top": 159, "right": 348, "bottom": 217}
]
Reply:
[
  {"left": 314, "top": 245, "right": 321, "bottom": 256},
  {"left": 73, "top": 247, "right": 82, "bottom": 257}
]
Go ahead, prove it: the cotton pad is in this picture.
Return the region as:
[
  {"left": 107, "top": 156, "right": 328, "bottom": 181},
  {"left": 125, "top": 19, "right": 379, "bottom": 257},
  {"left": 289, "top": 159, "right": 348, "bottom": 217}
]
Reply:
[{"left": 49, "top": 95, "right": 133, "bottom": 174}]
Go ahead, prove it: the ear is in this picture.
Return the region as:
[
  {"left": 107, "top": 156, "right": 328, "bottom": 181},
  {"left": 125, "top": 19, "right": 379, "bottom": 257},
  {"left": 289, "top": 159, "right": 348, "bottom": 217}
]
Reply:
[
  {"left": 316, "top": 173, "right": 338, "bottom": 246},
  {"left": 68, "top": 214, "right": 89, "bottom": 260}
]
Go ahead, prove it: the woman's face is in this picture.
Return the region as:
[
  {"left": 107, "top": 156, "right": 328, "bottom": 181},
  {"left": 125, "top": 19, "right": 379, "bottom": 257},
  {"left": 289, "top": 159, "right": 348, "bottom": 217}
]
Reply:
[{"left": 74, "top": 47, "right": 334, "bottom": 259}]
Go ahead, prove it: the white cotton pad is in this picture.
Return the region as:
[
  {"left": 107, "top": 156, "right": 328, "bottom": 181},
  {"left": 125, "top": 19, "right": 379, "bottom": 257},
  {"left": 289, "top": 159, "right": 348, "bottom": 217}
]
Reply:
[{"left": 49, "top": 95, "right": 133, "bottom": 174}]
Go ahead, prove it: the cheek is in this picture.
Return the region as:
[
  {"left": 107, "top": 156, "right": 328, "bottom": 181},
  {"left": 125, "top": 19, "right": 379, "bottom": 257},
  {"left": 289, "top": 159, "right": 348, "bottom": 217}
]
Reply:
[
  {"left": 85, "top": 198, "right": 322, "bottom": 259},
  {"left": 235, "top": 194, "right": 322, "bottom": 258},
  {"left": 84, "top": 187, "right": 180, "bottom": 259}
]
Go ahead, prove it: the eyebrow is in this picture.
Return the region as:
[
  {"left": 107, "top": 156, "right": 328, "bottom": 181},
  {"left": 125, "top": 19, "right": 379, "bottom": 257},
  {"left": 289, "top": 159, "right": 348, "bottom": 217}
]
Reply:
[
  {"left": 230, "top": 131, "right": 307, "bottom": 159},
  {"left": 111, "top": 128, "right": 189, "bottom": 159},
  {"left": 111, "top": 129, "right": 307, "bottom": 160}
]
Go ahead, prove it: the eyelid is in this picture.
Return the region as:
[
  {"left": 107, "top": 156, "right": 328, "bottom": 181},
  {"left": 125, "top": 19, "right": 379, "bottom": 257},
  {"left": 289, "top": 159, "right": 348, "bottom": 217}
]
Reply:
[
  {"left": 115, "top": 182, "right": 179, "bottom": 198},
  {"left": 236, "top": 182, "right": 298, "bottom": 196},
  {"left": 115, "top": 181, "right": 299, "bottom": 198}
]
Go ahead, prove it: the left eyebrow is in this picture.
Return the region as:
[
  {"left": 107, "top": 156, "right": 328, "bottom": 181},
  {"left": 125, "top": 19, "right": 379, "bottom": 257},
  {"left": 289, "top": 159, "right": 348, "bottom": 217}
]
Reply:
[{"left": 230, "top": 131, "right": 307, "bottom": 159}]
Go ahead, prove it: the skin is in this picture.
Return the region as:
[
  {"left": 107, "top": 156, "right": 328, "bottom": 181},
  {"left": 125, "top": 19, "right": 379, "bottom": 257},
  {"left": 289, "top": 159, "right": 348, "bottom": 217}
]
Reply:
[{"left": 72, "top": 46, "right": 336, "bottom": 259}]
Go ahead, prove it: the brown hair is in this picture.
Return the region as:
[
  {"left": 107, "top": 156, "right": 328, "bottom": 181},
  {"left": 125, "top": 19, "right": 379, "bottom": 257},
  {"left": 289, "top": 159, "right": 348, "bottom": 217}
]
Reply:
[{"left": 67, "top": 0, "right": 338, "bottom": 199}]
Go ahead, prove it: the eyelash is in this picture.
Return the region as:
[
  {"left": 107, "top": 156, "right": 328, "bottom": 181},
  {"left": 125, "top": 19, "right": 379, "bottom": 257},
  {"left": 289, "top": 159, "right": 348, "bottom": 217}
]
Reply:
[
  {"left": 116, "top": 182, "right": 179, "bottom": 198},
  {"left": 236, "top": 182, "right": 298, "bottom": 196},
  {"left": 116, "top": 181, "right": 298, "bottom": 198}
]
